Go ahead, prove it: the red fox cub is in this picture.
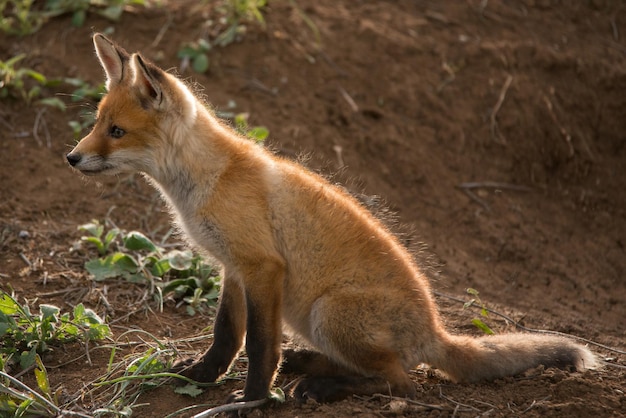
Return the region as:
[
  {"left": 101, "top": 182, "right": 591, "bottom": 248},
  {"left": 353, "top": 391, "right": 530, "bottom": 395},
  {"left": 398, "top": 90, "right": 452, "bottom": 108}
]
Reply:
[{"left": 67, "top": 34, "right": 596, "bottom": 403}]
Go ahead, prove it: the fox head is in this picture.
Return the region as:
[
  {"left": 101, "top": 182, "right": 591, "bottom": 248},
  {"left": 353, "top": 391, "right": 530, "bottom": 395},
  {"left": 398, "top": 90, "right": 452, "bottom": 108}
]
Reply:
[{"left": 66, "top": 34, "right": 198, "bottom": 176}]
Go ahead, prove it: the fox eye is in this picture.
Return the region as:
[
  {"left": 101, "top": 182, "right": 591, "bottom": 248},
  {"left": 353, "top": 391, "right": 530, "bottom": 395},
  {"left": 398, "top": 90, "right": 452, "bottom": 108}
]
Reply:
[{"left": 109, "top": 125, "right": 126, "bottom": 139}]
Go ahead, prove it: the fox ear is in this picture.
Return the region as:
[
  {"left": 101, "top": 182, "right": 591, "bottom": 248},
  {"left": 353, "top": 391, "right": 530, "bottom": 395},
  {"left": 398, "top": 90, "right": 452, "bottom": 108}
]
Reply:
[
  {"left": 131, "top": 54, "right": 163, "bottom": 108},
  {"left": 93, "top": 33, "right": 130, "bottom": 90}
]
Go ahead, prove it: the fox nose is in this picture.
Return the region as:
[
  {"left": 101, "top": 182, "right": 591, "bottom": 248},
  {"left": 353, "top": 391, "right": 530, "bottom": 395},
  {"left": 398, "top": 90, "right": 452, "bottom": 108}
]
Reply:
[{"left": 66, "top": 153, "right": 82, "bottom": 167}]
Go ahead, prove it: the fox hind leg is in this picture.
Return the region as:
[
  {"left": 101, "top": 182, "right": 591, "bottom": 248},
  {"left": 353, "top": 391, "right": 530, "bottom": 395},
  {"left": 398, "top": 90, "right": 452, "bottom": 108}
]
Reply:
[{"left": 287, "top": 293, "right": 417, "bottom": 402}]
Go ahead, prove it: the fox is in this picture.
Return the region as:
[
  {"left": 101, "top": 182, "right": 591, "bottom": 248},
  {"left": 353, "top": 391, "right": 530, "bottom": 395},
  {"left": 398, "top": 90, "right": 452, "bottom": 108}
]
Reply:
[{"left": 67, "top": 34, "right": 597, "bottom": 404}]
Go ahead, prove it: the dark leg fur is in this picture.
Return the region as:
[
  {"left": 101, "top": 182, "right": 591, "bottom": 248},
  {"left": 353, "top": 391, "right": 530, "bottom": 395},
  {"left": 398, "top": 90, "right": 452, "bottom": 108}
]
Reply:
[
  {"left": 293, "top": 375, "right": 415, "bottom": 403},
  {"left": 283, "top": 349, "right": 416, "bottom": 402},
  {"left": 233, "top": 292, "right": 282, "bottom": 401},
  {"left": 281, "top": 349, "right": 354, "bottom": 377},
  {"left": 171, "top": 277, "right": 246, "bottom": 384}
]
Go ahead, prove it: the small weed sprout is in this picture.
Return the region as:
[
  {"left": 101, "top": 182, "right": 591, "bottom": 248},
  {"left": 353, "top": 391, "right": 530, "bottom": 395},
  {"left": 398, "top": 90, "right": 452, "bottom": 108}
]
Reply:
[
  {"left": 464, "top": 288, "right": 495, "bottom": 335},
  {"left": 234, "top": 112, "right": 269, "bottom": 143}
]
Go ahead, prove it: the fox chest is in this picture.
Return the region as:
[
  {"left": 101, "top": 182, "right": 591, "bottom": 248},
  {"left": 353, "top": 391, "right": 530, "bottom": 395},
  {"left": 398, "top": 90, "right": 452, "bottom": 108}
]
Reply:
[{"left": 176, "top": 214, "right": 229, "bottom": 262}]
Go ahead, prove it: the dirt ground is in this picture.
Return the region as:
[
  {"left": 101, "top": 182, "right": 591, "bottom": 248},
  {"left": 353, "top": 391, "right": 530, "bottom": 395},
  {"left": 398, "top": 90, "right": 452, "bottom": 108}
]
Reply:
[{"left": 1, "top": 0, "right": 625, "bottom": 416}]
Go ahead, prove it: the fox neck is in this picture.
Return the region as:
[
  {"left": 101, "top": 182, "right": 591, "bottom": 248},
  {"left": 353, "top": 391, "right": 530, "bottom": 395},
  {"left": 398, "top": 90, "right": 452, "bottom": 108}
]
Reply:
[{"left": 142, "top": 104, "right": 243, "bottom": 225}]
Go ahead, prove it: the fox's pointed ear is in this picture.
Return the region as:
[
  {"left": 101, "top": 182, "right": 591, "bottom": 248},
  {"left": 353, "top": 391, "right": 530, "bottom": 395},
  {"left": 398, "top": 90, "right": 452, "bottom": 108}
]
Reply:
[
  {"left": 93, "top": 33, "right": 130, "bottom": 90},
  {"left": 131, "top": 54, "right": 163, "bottom": 107}
]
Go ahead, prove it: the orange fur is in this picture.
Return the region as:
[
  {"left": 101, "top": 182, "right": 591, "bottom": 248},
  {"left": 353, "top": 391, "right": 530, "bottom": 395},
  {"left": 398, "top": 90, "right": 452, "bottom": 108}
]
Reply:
[{"left": 67, "top": 34, "right": 597, "bottom": 403}]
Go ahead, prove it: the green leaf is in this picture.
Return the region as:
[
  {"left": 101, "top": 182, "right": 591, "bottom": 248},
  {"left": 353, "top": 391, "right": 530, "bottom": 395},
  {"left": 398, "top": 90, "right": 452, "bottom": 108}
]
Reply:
[
  {"left": 79, "top": 221, "right": 104, "bottom": 238},
  {"left": 247, "top": 126, "right": 269, "bottom": 142},
  {"left": 20, "top": 348, "right": 37, "bottom": 369},
  {"left": 0, "top": 293, "right": 20, "bottom": 314},
  {"left": 37, "top": 97, "right": 66, "bottom": 111},
  {"left": 71, "top": 9, "right": 86, "bottom": 27},
  {"left": 166, "top": 250, "right": 193, "bottom": 271},
  {"left": 151, "top": 258, "right": 171, "bottom": 277},
  {"left": 471, "top": 318, "right": 494, "bottom": 335},
  {"left": 123, "top": 231, "right": 158, "bottom": 252},
  {"left": 34, "top": 355, "right": 50, "bottom": 397},
  {"left": 192, "top": 53, "right": 209, "bottom": 73},
  {"left": 174, "top": 384, "right": 204, "bottom": 398},
  {"left": 99, "top": 5, "right": 124, "bottom": 21},
  {"left": 24, "top": 69, "right": 46, "bottom": 84},
  {"left": 85, "top": 252, "right": 139, "bottom": 281},
  {"left": 269, "top": 387, "right": 286, "bottom": 403},
  {"left": 40, "top": 304, "right": 60, "bottom": 322},
  {"left": 177, "top": 46, "right": 198, "bottom": 59},
  {"left": 104, "top": 228, "right": 121, "bottom": 246}
]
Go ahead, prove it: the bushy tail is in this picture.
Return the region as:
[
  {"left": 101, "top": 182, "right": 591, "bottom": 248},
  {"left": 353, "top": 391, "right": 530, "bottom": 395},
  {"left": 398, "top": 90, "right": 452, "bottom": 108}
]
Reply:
[{"left": 431, "top": 333, "right": 597, "bottom": 383}]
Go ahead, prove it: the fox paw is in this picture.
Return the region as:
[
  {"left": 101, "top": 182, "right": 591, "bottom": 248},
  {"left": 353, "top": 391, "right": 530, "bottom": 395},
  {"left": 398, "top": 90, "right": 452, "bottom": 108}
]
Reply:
[
  {"left": 170, "top": 357, "right": 218, "bottom": 385},
  {"left": 292, "top": 377, "right": 350, "bottom": 403}
]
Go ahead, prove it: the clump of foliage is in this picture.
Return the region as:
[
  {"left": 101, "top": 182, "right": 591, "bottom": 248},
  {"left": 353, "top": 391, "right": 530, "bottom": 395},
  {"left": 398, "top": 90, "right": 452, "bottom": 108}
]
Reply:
[
  {"left": 78, "top": 220, "right": 221, "bottom": 315},
  {"left": 0, "top": 0, "right": 147, "bottom": 35},
  {"left": 179, "top": 0, "right": 267, "bottom": 73},
  {"left": 0, "top": 291, "right": 110, "bottom": 369},
  {"left": 0, "top": 54, "right": 60, "bottom": 105}
]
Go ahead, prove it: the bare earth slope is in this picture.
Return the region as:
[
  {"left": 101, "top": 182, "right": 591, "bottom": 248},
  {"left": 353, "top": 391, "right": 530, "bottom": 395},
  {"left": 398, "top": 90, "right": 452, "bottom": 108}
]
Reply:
[{"left": 0, "top": 1, "right": 624, "bottom": 416}]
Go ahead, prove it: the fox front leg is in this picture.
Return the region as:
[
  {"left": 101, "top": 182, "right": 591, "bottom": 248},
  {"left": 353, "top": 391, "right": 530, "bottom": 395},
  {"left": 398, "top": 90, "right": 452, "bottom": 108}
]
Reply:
[
  {"left": 230, "top": 259, "right": 284, "bottom": 402},
  {"left": 173, "top": 274, "right": 246, "bottom": 383}
]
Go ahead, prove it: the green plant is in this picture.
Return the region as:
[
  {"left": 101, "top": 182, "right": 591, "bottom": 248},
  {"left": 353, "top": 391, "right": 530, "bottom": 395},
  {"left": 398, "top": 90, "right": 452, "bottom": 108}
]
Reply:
[
  {"left": 178, "top": 0, "right": 267, "bottom": 72},
  {"left": 0, "top": 354, "right": 92, "bottom": 418},
  {"left": 213, "top": 0, "right": 266, "bottom": 47},
  {"left": 0, "top": 291, "right": 111, "bottom": 368},
  {"left": 234, "top": 112, "right": 269, "bottom": 143},
  {"left": 45, "top": 0, "right": 147, "bottom": 28},
  {"left": 0, "top": 0, "right": 147, "bottom": 35},
  {"left": 0, "top": 54, "right": 52, "bottom": 104},
  {"left": 64, "top": 77, "right": 106, "bottom": 138},
  {"left": 463, "top": 288, "right": 494, "bottom": 335},
  {"left": 0, "top": 0, "right": 46, "bottom": 35},
  {"left": 79, "top": 220, "right": 221, "bottom": 315},
  {"left": 178, "top": 39, "right": 211, "bottom": 74}
]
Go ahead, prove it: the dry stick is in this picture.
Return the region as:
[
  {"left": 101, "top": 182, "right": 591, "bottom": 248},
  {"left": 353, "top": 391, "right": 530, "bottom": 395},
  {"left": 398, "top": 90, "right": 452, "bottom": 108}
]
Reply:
[
  {"left": 338, "top": 86, "right": 359, "bottom": 112},
  {"left": 462, "top": 189, "right": 490, "bottom": 212},
  {"left": 434, "top": 291, "right": 626, "bottom": 355},
  {"left": 458, "top": 181, "right": 533, "bottom": 192},
  {"left": 439, "top": 386, "right": 481, "bottom": 413},
  {"left": 192, "top": 398, "right": 268, "bottom": 418},
  {"left": 32, "top": 108, "right": 44, "bottom": 147},
  {"left": 542, "top": 94, "right": 574, "bottom": 156},
  {"left": 521, "top": 395, "right": 551, "bottom": 414},
  {"left": 490, "top": 74, "right": 513, "bottom": 143},
  {"left": 357, "top": 393, "right": 457, "bottom": 412},
  {"left": 151, "top": 13, "right": 173, "bottom": 48}
]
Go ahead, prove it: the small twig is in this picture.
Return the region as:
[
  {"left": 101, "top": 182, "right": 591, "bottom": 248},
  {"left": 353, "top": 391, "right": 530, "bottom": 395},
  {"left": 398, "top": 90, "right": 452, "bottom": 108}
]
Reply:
[
  {"left": 610, "top": 15, "right": 619, "bottom": 41},
  {"left": 244, "top": 78, "right": 277, "bottom": 96},
  {"left": 490, "top": 74, "right": 513, "bottom": 143},
  {"left": 521, "top": 395, "right": 551, "bottom": 414},
  {"left": 542, "top": 93, "right": 574, "bottom": 157},
  {"left": 151, "top": 13, "right": 173, "bottom": 48},
  {"left": 439, "top": 387, "right": 481, "bottom": 412},
  {"left": 19, "top": 252, "right": 32, "bottom": 268},
  {"left": 192, "top": 398, "right": 268, "bottom": 418},
  {"left": 458, "top": 181, "right": 533, "bottom": 192},
  {"left": 462, "top": 189, "right": 490, "bottom": 212},
  {"left": 338, "top": 86, "right": 358, "bottom": 112},
  {"left": 434, "top": 291, "right": 626, "bottom": 354},
  {"left": 359, "top": 393, "right": 455, "bottom": 412},
  {"left": 333, "top": 145, "right": 345, "bottom": 168},
  {"left": 33, "top": 108, "right": 44, "bottom": 147}
]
